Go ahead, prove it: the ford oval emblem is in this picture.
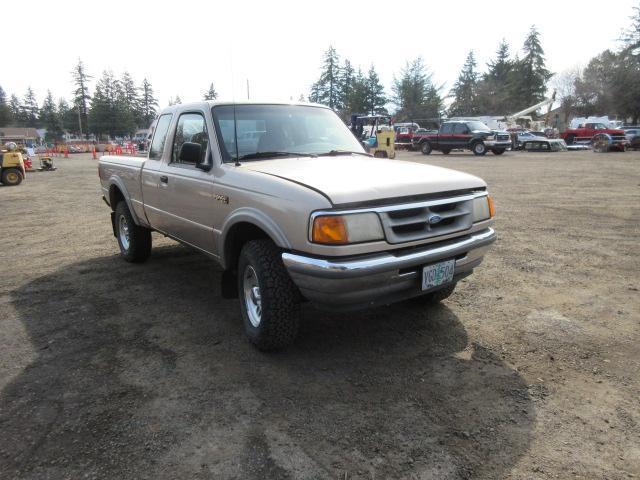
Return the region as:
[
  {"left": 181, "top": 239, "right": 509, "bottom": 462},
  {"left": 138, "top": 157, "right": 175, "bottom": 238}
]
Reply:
[{"left": 428, "top": 214, "right": 443, "bottom": 225}]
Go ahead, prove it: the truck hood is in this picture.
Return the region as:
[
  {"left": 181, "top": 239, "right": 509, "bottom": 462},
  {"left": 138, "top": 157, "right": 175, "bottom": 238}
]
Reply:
[{"left": 241, "top": 156, "right": 486, "bottom": 206}]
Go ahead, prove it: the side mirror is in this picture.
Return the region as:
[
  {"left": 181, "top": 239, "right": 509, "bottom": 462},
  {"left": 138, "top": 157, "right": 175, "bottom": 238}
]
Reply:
[{"left": 179, "top": 142, "right": 210, "bottom": 171}]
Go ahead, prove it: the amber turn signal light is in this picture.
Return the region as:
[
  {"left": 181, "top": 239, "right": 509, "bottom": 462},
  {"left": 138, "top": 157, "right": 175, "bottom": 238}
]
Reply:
[
  {"left": 312, "top": 216, "right": 348, "bottom": 244},
  {"left": 487, "top": 195, "right": 495, "bottom": 218}
]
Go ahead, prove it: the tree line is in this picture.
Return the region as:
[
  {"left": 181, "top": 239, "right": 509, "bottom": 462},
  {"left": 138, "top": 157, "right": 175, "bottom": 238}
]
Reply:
[
  {"left": 309, "top": 26, "right": 552, "bottom": 124},
  {"left": 553, "top": 5, "right": 640, "bottom": 124},
  {"left": 0, "top": 61, "right": 220, "bottom": 141},
  {"left": 310, "top": 4, "right": 640, "bottom": 125}
]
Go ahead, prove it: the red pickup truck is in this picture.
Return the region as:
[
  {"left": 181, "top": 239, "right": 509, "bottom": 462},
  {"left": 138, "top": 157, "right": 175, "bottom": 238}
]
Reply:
[{"left": 561, "top": 123, "right": 629, "bottom": 151}]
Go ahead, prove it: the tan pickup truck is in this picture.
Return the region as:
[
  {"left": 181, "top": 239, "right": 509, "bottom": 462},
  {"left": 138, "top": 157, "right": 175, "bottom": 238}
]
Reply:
[{"left": 99, "top": 101, "right": 496, "bottom": 350}]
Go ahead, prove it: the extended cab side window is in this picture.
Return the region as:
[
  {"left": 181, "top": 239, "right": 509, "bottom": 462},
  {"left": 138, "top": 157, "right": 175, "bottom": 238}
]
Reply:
[
  {"left": 172, "top": 112, "right": 209, "bottom": 165},
  {"left": 148, "top": 114, "right": 173, "bottom": 160},
  {"left": 440, "top": 123, "right": 453, "bottom": 134},
  {"left": 453, "top": 124, "right": 469, "bottom": 134}
]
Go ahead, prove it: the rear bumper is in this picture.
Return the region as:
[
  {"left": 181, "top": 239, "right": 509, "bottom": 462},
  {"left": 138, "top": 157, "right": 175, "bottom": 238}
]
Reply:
[{"left": 282, "top": 227, "right": 496, "bottom": 310}]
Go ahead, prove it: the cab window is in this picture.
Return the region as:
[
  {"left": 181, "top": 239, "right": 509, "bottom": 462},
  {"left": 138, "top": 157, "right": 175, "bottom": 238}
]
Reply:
[
  {"left": 453, "top": 123, "right": 469, "bottom": 134},
  {"left": 172, "top": 112, "right": 209, "bottom": 164},
  {"left": 440, "top": 123, "right": 454, "bottom": 134},
  {"left": 148, "top": 114, "right": 173, "bottom": 160}
]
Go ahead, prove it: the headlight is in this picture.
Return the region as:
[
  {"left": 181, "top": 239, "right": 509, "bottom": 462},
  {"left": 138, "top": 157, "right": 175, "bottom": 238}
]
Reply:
[
  {"left": 472, "top": 195, "right": 495, "bottom": 222},
  {"left": 311, "top": 212, "right": 384, "bottom": 244},
  {"left": 485, "top": 134, "right": 495, "bottom": 141}
]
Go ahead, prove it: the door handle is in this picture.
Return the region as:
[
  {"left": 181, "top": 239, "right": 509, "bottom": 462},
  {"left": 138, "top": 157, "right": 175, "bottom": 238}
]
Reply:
[{"left": 160, "top": 175, "right": 168, "bottom": 184}]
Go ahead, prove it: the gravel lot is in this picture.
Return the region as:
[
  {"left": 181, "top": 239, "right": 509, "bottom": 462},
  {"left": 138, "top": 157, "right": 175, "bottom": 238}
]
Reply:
[{"left": 1, "top": 150, "right": 638, "bottom": 479}]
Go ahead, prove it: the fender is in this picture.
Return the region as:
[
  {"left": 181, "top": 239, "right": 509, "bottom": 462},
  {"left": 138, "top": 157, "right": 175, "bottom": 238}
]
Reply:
[
  {"left": 218, "top": 207, "right": 292, "bottom": 269},
  {"left": 108, "top": 176, "right": 144, "bottom": 226}
]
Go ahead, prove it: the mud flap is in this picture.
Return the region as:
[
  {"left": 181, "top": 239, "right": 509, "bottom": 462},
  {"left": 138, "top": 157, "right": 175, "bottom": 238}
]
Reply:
[{"left": 110, "top": 211, "right": 117, "bottom": 237}]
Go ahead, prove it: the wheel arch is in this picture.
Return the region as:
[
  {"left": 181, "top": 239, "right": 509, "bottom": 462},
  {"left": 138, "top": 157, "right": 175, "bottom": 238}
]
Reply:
[
  {"left": 219, "top": 208, "right": 292, "bottom": 271},
  {"left": 108, "top": 178, "right": 141, "bottom": 226}
]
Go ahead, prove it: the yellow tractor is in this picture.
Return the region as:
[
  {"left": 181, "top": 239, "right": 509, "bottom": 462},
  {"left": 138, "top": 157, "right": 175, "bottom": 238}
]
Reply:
[
  {"left": 350, "top": 114, "right": 396, "bottom": 159},
  {"left": 0, "top": 142, "right": 26, "bottom": 186}
]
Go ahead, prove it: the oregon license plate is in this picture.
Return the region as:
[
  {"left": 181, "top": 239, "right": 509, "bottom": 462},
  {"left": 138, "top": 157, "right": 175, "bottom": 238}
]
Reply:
[{"left": 421, "top": 259, "right": 455, "bottom": 290}]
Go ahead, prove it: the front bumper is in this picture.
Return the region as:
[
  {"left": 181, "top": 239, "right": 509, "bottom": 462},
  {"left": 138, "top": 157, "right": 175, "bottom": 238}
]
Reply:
[
  {"left": 282, "top": 227, "right": 496, "bottom": 311},
  {"left": 484, "top": 140, "right": 511, "bottom": 149}
]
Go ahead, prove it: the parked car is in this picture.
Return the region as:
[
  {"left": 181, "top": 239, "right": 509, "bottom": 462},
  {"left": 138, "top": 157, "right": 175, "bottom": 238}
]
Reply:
[
  {"left": 561, "top": 122, "right": 629, "bottom": 151},
  {"left": 412, "top": 120, "right": 511, "bottom": 156},
  {"left": 99, "top": 101, "right": 496, "bottom": 350},
  {"left": 522, "top": 138, "right": 568, "bottom": 152},
  {"left": 515, "top": 131, "right": 547, "bottom": 150}
]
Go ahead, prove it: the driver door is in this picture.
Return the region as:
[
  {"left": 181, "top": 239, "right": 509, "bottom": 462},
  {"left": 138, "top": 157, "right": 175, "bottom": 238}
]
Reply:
[{"left": 153, "top": 111, "right": 216, "bottom": 253}]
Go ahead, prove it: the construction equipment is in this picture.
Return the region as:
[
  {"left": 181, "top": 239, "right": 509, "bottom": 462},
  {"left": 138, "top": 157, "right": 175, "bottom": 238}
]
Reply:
[
  {"left": 350, "top": 114, "right": 396, "bottom": 159},
  {"left": 38, "top": 156, "right": 57, "bottom": 171},
  {"left": 0, "top": 142, "right": 26, "bottom": 186},
  {"left": 505, "top": 91, "right": 557, "bottom": 130}
]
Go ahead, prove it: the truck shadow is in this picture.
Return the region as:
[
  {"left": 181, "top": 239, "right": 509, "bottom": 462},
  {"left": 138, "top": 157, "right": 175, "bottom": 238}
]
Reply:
[{"left": 3, "top": 244, "right": 534, "bottom": 479}]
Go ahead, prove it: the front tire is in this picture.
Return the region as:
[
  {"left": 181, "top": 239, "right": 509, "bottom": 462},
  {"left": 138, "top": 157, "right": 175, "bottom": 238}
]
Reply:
[
  {"left": 492, "top": 148, "right": 505, "bottom": 155},
  {"left": 237, "top": 240, "right": 300, "bottom": 351},
  {"left": 418, "top": 283, "right": 457, "bottom": 304},
  {"left": 1, "top": 168, "right": 23, "bottom": 186},
  {"left": 115, "top": 201, "right": 152, "bottom": 263},
  {"left": 441, "top": 149, "right": 451, "bottom": 155},
  {"left": 421, "top": 141, "right": 432, "bottom": 155},
  {"left": 472, "top": 141, "right": 487, "bottom": 156}
]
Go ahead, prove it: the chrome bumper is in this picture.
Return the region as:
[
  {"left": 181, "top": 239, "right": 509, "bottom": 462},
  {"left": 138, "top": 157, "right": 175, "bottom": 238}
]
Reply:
[{"left": 282, "top": 228, "right": 496, "bottom": 310}]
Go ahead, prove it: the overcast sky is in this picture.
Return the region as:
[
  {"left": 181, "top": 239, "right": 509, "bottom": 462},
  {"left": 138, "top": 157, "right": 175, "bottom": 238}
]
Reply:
[{"left": 3, "top": 0, "right": 636, "bottom": 109}]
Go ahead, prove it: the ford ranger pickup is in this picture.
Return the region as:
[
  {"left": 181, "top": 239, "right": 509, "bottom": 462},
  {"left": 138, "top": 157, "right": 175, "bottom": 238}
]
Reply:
[{"left": 99, "top": 102, "right": 496, "bottom": 350}]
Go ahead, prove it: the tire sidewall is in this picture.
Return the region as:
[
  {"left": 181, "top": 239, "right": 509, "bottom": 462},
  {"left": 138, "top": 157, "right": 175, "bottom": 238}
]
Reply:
[
  {"left": 237, "top": 240, "right": 300, "bottom": 350},
  {"left": 421, "top": 142, "right": 432, "bottom": 155},
  {"left": 114, "top": 201, "right": 151, "bottom": 262},
  {"left": 2, "top": 168, "right": 23, "bottom": 186},
  {"left": 472, "top": 141, "right": 487, "bottom": 156}
]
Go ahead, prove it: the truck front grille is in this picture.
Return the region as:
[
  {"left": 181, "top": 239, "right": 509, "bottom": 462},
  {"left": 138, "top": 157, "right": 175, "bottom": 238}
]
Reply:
[
  {"left": 497, "top": 134, "right": 510, "bottom": 142},
  {"left": 379, "top": 196, "right": 474, "bottom": 244}
]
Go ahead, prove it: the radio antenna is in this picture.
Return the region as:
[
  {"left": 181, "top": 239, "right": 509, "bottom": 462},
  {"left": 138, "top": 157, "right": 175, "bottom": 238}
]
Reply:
[{"left": 230, "top": 47, "right": 241, "bottom": 166}]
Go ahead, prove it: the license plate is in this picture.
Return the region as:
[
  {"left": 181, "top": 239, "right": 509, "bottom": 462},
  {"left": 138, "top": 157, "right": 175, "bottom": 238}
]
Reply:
[{"left": 422, "top": 259, "right": 455, "bottom": 290}]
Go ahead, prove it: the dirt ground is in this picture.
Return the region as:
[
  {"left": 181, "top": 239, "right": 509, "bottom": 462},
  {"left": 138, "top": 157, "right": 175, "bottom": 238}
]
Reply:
[{"left": 0, "top": 149, "right": 638, "bottom": 480}]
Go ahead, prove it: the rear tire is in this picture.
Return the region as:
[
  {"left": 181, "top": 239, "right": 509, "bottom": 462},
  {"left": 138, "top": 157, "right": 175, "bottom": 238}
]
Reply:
[
  {"left": 472, "top": 142, "right": 487, "bottom": 156},
  {"left": 115, "top": 201, "right": 152, "bottom": 263},
  {"left": 1, "top": 168, "right": 23, "bottom": 186},
  {"left": 237, "top": 239, "right": 300, "bottom": 351},
  {"left": 565, "top": 134, "right": 575, "bottom": 145},
  {"left": 421, "top": 142, "right": 432, "bottom": 155}
]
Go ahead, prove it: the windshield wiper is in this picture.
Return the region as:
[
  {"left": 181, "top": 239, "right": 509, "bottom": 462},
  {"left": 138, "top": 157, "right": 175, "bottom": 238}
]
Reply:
[
  {"left": 316, "top": 150, "right": 371, "bottom": 157},
  {"left": 238, "top": 151, "right": 316, "bottom": 161}
]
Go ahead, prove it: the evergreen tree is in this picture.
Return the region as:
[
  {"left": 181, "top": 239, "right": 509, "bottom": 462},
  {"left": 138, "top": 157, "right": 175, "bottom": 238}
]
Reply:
[
  {"left": 58, "top": 98, "right": 78, "bottom": 135},
  {"left": 140, "top": 78, "right": 158, "bottom": 127},
  {"left": 21, "top": 87, "right": 39, "bottom": 127},
  {"left": 9, "top": 95, "right": 22, "bottom": 125},
  {"left": 477, "top": 40, "right": 514, "bottom": 114},
  {"left": 510, "top": 26, "right": 552, "bottom": 111},
  {"left": 312, "top": 46, "right": 341, "bottom": 109},
  {"left": 0, "top": 86, "right": 10, "bottom": 127},
  {"left": 114, "top": 76, "right": 137, "bottom": 136},
  {"left": 364, "top": 65, "right": 387, "bottom": 115},
  {"left": 40, "top": 90, "right": 64, "bottom": 141},
  {"left": 169, "top": 95, "right": 182, "bottom": 106},
  {"left": 337, "top": 59, "right": 355, "bottom": 116},
  {"left": 88, "top": 70, "right": 122, "bottom": 138},
  {"left": 448, "top": 51, "right": 480, "bottom": 116},
  {"left": 392, "top": 57, "right": 443, "bottom": 122},
  {"left": 203, "top": 83, "right": 218, "bottom": 101},
  {"left": 574, "top": 50, "right": 617, "bottom": 115},
  {"left": 120, "top": 71, "right": 141, "bottom": 126},
  {"left": 72, "top": 59, "right": 92, "bottom": 137},
  {"left": 343, "top": 69, "right": 369, "bottom": 115}
]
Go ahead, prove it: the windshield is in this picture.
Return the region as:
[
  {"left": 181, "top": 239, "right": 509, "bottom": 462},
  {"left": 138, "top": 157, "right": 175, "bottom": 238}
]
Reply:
[
  {"left": 211, "top": 104, "right": 365, "bottom": 162},
  {"left": 467, "top": 121, "right": 491, "bottom": 132}
]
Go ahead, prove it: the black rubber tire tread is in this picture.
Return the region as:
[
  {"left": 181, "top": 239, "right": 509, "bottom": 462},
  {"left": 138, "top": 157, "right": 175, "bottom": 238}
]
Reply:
[
  {"left": 1, "top": 168, "right": 23, "bottom": 186},
  {"left": 115, "top": 201, "right": 152, "bottom": 263},
  {"left": 423, "top": 283, "right": 457, "bottom": 304},
  {"left": 237, "top": 239, "right": 300, "bottom": 351},
  {"left": 442, "top": 149, "right": 451, "bottom": 155},
  {"left": 421, "top": 141, "right": 432, "bottom": 155},
  {"left": 472, "top": 141, "right": 487, "bottom": 156},
  {"left": 492, "top": 148, "right": 506, "bottom": 155},
  {"left": 565, "top": 134, "right": 575, "bottom": 145}
]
